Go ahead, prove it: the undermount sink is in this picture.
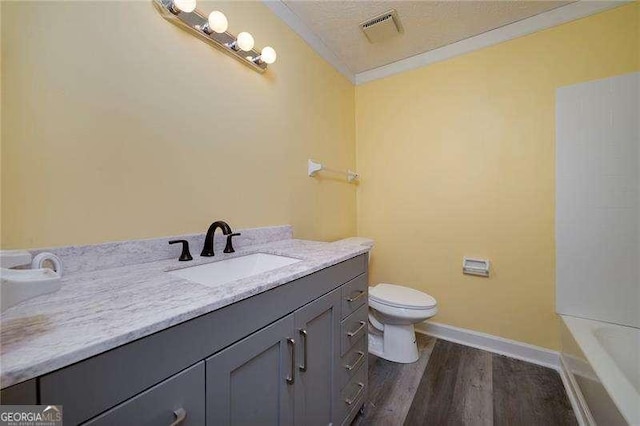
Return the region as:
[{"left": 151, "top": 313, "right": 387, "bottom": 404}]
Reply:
[{"left": 168, "top": 253, "right": 301, "bottom": 288}]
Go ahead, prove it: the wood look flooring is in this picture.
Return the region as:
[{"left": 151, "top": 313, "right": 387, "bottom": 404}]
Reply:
[{"left": 353, "top": 335, "right": 577, "bottom": 426}]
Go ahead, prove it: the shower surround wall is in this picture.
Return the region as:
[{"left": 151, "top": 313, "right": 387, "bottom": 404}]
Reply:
[{"left": 556, "top": 72, "right": 639, "bottom": 328}]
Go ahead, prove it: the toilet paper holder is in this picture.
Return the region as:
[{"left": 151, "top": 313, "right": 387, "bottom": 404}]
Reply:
[{"left": 463, "top": 257, "right": 490, "bottom": 277}]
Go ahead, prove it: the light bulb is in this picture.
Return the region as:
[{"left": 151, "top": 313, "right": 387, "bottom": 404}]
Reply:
[
  {"left": 260, "top": 46, "right": 277, "bottom": 64},
  {"left": 236, "top": 32, "right": 254, "bottom": 52},
  {"left": 207, "top": 11, "right": 228, "bottom": 33},
  {"left": 173, "top": 0, "right": 196, "bottom": 13}
]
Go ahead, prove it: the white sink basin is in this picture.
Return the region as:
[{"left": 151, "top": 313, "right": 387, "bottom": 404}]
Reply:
[{"left": 168, "top": 253, "right": 301, "bottom": 288}]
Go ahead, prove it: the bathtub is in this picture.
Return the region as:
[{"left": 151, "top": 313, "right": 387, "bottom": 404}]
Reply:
[{"left": 561, "top": 315, "right": 640, "bottom": 425}]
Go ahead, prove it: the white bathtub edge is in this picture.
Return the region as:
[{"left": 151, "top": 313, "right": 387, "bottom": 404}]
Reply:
[
  {"left": 559, "top": 353, "right": 596, "bottom": 426},
  {"left": 561, "top": 315, "right": 640, "bottom": 425}
]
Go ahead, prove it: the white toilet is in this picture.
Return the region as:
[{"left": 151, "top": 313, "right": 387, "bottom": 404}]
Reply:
[{"left": 368, "top": 283, "right": 438, "bottom": 363}]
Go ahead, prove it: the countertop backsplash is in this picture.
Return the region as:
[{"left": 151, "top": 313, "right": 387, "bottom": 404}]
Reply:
[{"left": 27, "top": 225, "right": 293, "bottom": 275}]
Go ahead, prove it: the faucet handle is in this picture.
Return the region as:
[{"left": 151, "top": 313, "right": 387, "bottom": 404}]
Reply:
[
  {"left": 223, "top": 233, "right": 241, "bottom": 254},
  {"left": 169, "top": 240, "right": 193, "bottom": 261}
]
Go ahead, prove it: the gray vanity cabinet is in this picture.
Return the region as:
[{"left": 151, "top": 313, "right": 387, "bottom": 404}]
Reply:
[
  {"left": 293, "top": 288, "right": 342, "bottom": 426},
  {"left": 9, "top": 254, "right": 368, "bottom": 425},
  {"left": 206, "top": 315, "right": 296, "bottom": 425},
  {"left": 206, "top": 288, "right": 343, "bottom": 426}
]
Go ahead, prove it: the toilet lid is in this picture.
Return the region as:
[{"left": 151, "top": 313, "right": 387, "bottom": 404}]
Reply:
[{"left": 369, "top": 283, "right": 437, "bottom": 310}]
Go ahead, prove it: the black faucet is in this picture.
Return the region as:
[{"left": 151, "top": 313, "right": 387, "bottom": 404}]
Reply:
[
  {"left": 168, "top": 240, "right": 193, "bottom": 261},
  {"left": 201, "top": 221, "right": 241, "bottom": 256}
]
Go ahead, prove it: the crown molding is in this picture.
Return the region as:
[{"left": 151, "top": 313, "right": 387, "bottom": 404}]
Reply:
[
  {"left": 355, "top": 1, "right": 631, "bottom": 85},
  {"left": 261, "top": 0, "right": 355, "bottom": 83},
  {"left": 264, "top": 0, "right": 631, "bottom": 86}
]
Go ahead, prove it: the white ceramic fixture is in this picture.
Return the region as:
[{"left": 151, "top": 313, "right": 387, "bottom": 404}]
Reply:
[
  {"left": 168, "top": 253, "right": 301, "bottom": 288},
  {"left": 0, "top": 250, "right": 33, "bottom": 269},
  {"left": 0, "top": 251, "right": 63, "bottom": 312},
  {"left": 563, "top": 315, "right": 640, "bottom": 425},
  {"left": 1, "top": 269, "right": 62, "bottom": 312},
  {"left": 368, "top": 283, "right": 438, "bottom": 363}
]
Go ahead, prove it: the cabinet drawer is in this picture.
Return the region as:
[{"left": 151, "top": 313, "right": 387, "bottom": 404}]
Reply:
[
  {"left": 341, "top": 274, "right": 367, "bottom": 319},
  {"left": 338, "top": 336, "right": 367, "bottom": 389},
  {"left": 340, "top": 304, "right": 368, "bottom": 356},
  {"left": 337, "top": 364, "right": 367, "bottom": 426},
  {"left": 82, "top": 362, "right": 204, "bottom": 426}
]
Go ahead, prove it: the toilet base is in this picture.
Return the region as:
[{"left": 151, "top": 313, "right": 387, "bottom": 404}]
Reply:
[{"left": 368, "top": 323, "right": 419, "bottom": 363}]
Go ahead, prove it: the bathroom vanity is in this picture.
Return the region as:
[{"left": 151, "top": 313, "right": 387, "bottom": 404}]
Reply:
[{"left": 0, "top": 228, "right": 371, "bottom": 426}]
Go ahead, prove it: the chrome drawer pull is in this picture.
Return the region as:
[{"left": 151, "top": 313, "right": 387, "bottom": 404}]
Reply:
[
  {"left": 170, "top": 408, "right": 186, "bottom": 426},
  {"left": 347, "top": 321, "right": 366, "bottom": 337},
  {"left": 299, "top": 329, "right": 308, "bottom": 372},
  {"left": 347, "top": 290, "right": 365, "bottom": 303},
  {"left": 344, "top": 351, "right": 365, "bottom": 371},
  {"left": 286, "top": 338, "right": 295, "bottom": 385},
  {"left": 345, "top": 383, "right": 365, "bottom": 405}
]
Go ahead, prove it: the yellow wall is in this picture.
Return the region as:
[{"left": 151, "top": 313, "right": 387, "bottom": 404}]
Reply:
[
  {"left": 356, "top": 3, "right": 639, "bottom": 350},
  {"left": 1, "top": 1, "right": 356, "bottom": 248},
  {"left": 2, "top": 1, "right": 638, "bottom": 349}
]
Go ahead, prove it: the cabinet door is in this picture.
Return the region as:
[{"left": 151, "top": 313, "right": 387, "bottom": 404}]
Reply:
[
  {"left": 293, "top": 288, "right": 342, "bottom": 426},
  {"left": 206, "top": 314, "right": 295, "bottom": 426}
]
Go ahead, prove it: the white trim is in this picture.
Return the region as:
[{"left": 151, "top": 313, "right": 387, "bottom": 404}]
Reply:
[
  {"left": 261, "top": 0, "right": 355, "bottom": 84},
  {"left": 415, "top": 321, "right": 560, "bottom": 369},
  {"left": 355, "top": 0, "right": 630, "bottom": 84},
  {"left": 265, "top": 0, "right": 630, "bottom": 86},
  {"left": 559, "top": 354, "right": 596, "bottom": 426}
]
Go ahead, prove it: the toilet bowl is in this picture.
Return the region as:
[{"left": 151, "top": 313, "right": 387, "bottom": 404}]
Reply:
[{"left": 368, "top": 283, "right": 438, "bottom": 363}]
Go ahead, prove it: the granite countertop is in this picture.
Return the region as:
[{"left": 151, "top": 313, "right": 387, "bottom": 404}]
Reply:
[{"left": 0, "top": 236, "right": 373, "bottom": 388}]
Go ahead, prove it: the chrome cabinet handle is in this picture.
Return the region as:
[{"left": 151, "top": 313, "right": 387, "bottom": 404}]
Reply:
[
  {"left": 170, "top": 408, "right": 186, "bottom": 426},
  {"left": 299, "top": 329, "right": 308, "bottom": 372},
  {"left": 344, "top": 351, "right": 365, "bottom": 371},
  {"left": 286, "top": 338, "right": 295, "bottom": 385},
  {"left": 347, "top": 321, "right": 366, "bottom": 337},
  {"left": 345, "top": 383, "right": 365, "bottom": 405},
  {"left": 347, "top": 290, "right": 365, "bottom": 303}
]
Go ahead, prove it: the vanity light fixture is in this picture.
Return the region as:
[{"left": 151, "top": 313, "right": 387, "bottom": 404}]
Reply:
[
  {"left": 153, "top": 0, "right": 277, "bottom": 73},
  {"left": 169, "top": 0, "right": 196, "bottom": 14},
  {"left": 202, "top": 11, "right": 228, "bottom": 34},
  {"left": 228, "top": 32, "right": 255, "bottom": 52},
  {"left": 253, "top": 46, "right": 277, "bottom": 65}
]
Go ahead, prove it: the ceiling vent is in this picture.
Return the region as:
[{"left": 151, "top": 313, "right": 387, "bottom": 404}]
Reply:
[{"left": 360, "top": 9, "right": 404, "bottom": 43}]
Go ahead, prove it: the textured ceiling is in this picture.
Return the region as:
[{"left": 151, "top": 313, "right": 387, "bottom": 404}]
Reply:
[{"left": 282, "top": 0, "right": 573, "bottom": 74}]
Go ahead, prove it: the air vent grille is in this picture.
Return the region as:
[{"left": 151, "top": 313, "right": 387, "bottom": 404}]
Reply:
[
  {"left": 360, "top": 9, "right": 403, "bottom": 44},
  {"left": 362, "top": 14, "right": 393, "bottom": 29}
]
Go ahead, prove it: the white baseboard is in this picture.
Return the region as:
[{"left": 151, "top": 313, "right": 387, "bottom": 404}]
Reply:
[
  {"left": 415, "top": 321, "right": 560, "bottom": 369},
  {"left": 559, "top": 354, "right": 594, "bottom": 426}
]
